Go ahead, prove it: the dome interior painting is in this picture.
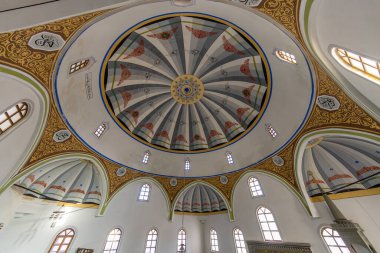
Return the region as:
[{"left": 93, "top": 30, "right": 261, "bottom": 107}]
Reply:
[
  {"left": 103, "top": 15, "right": 269, "bottom": 152},
  {"left": 302, "top": 136, "right": 380, "bottom": 197},
  {"left": 16, "top": 158, "right": 103, "bottom": 205},
  {"left": 174, "top": 184, "right": 227, "bottom": 213}
]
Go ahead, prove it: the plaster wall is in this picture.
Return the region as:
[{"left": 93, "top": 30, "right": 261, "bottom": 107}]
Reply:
[
  {"left": 306, "top": 0, "right": 380, "bottom": 118},
  {"left": 0, "top": 72, "right": 46, "bottom": 186},
  {"left": 0, "top": 180, "right": 203, "bottom": 253}
]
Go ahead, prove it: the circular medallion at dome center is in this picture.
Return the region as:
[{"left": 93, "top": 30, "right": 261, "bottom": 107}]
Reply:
[
  {"left": 102, "top": 14, "right": 270, "bottom": 152},
  {"left": 171, "top": 75, "right": 204, "bottom": 105}
]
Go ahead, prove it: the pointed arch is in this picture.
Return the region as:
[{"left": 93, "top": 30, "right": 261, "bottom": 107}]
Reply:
[{"left": 171, "top": 180, "right": 233, "bottom": 221}]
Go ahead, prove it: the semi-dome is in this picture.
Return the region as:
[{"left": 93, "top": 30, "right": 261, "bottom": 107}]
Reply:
[
  {"left": 104, "top": 15, "right": 269, "bottom": 152},
  {"left": 302, "top": 136, "right": 380, "bottom": 196},
  {"left": 175, "top": 184, "right": 227, "bottom": 213},
  {"left": 18, "top": 158, "right": 103, "bottom": 204}
]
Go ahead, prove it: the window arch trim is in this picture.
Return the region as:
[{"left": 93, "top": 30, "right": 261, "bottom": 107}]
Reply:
[
  {"left": 102, "top": 227, "right": 123, "bottom": 253},
  {"left": 248, "top": 176, "right": 264, "bottom": 198},
  {"left": 233, "top": 227, "right": 248, "bottom": 253},
  {"left": 138, "top": 183, "right": 151, "bottom": 201},
  {"left": 47, "top": 228, "right": 75, "bottom": 253},
  {"left": 256, "top": 206, "right": 282, "bottom": 242},
  {"left": 0, "top": 101, "right": 30, "bottom": 138},
  {"left": 331, "top": 45, "right": 380, "bottom": 86}
]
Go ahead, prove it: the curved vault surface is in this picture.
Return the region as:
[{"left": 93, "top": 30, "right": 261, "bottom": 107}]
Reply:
[{"left": 54, "top": 0, "right": 315, "bottom": 177}]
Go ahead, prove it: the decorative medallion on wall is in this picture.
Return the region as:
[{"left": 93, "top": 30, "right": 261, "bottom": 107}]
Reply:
[
  {"left": 316, "top": 95, "right": 340, "bottom": 111},
  {"left": 231, "top": 0, "right": 262, "bottom": 7},
  {"left": 171, "top": 0, "right": 195, "bottom": 7},
  {"left": 220, "top": 175, "right": 229, "bottom": 184},
  {"left": 116, "top": 167, "right": 127, "bottom": 177},
  {"left": 272, "top": 155, "right": 284, "bottom": 167},
  {"left": 28, "top": 31, "right": 65, "bottom": 51},
  {"left": 103, "top": 14, "right": 269, "bottom": 152},
  {"left": 170, "top": 178, "right": 178, "bottom": 187},
  {"left": 53, "top": 129, "right": 71, "bottom": 143}
]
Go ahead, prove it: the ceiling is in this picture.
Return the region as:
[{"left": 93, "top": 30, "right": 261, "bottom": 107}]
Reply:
[{"left": 54, "top": 0, "right": 315, "bottom": 177}]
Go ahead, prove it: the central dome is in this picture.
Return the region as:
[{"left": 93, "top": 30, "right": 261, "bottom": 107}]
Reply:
[{"left": 103, "top": 14, "right": 270, "bottom": 152}]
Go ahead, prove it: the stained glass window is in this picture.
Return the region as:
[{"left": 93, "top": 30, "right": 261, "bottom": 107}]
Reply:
[
  {"left": 0, "top": 102, "right": 28, "bottom": 136},
  {"left": 48, "top": 228, "right": 75, "bottom": 253}
]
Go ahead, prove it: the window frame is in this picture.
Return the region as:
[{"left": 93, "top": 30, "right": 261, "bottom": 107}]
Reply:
[
  {"left": 274, "top": 49, "right": 297, "bottom": 64},
  {"left": 248, "top": 176, "right": 264, "bottom": 198},
  {"left": 256, "top": 206, "right": 282, "bottom": 242},
  {"left": 144, "top": 228, "right": 159, "bottom": 253},
  {"left": 137, "top": 183, "right": 151, "bottom": 202},
  {"left": 210, "top": 228, "right": 219, "bottom": 252},
  {"left": 177, "top": 228, "right": 186, "bottom": 252},
  {"left": 233, "top": 227, "right": 248, "bottom": 253},
  {"left": 321, "top": 226, "right": 351, "bottom": 253},
  {"left": 47, "top": 228, "right": 75, "bottom": 253},
  {"left": 102, "top": 227, "right": 123, "bottom": 253},
  {"left": 0, "top": 100, "right": 31, "bottom": 139},
  {"left": 330, "top": 45, "right": 380, "bottom": 86}
]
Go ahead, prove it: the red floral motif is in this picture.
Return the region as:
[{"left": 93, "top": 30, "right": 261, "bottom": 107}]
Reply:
[
  {"left": 236, "top": 108, "right": 250, "bottom": 122},
  {"left": 123, "top": 40, "right": 145, "bottom": 59},
  {"left": 49, "top": 185, "right": 66, "bottom": 192},
  {"left": 88, "top": 191, "right": 102, "bottom": 196},
  {"left": 155, "top": 130, "right": 171, "bottom": 141},
  {"left": 328, "top": 174, "right": 352, "bottom": 182},
  {"left": 126, "top": 110, "right": 139, "bottom": 124},
  {"left": 305, "top": 179, "right": 325, "bottom": 186},
  {"left": 34, "top": 180, "right": 47, "bottom": 188},
  {"left": 356, "top": 166, "right": 380, "bottom": 176},
  {"left": 208, "top": 130, "right": 223, "bottom": 140},
  {"left": 147, "top": 26, "right": 178, "bottom": 40},
  {"left": 121, "top": 91, "right": 132, "bottom": 108},
  {"left": 240, "top": 59, "right": 256, "bottom": 83},
  {"left": 144, "top": 122, "right": 154, "bottom": 134},
  {"left": 174, "top": 134, "right": 188, "bottom": 143},
  {"left": 224, "top": 121, "right": 239, "bottom": 133},
  {"left": 68, "top": 188, "right": 85, "bottom": 194},
  {"left": 242, "top": 85, "right": 255, "bottom": 104},
  {"left": 222, "top": 36, "right": 244, "bottom": 56},
  {"left": 26, "top": 175, "right": 35, "bottom": 183},
  {"left": 191, "top": 134, "right": 206, "bottom": 143},
  {"left": 185, "top": 26, "right": 217, "bottom": 39},
  {"left": 117, "top": 64, "right": 131, "bottom": 86}
]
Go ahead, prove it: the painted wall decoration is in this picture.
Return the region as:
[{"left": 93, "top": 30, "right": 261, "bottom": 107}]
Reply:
[
  {"left": 28, "top": 31, "right": 65, "bottom": 51},
  {"left": 116, "top": 167, "right": 127, "bottom": 177},
  {"left": 18, "top": 158, "right": 103, "bottom": 204},
  {"left": 175, "top": 184, "right": 227, "bottom": 212},
  {"left": 272, "top": 156, "right": 284, "bottom": 167},
  {"left": 103, "top": 15, "right": 269, "bottom": 152},
  {"left": 220, "top": 175, "right": 229, "bottom": 184},
  {"left": 302, "top": 136, "right": 380, "bottom": 196},
  {"left": 316, "top": 95, "right": 341, "bottom": 111},
  {"left": 170, "top": 178, "right": 178, "bottom": 187},
  {"left": 231, "top": 0, "right": 262, "bottom": 7},
  {"left": 53, "top": 129, "right": 71, "bottom": 143}
]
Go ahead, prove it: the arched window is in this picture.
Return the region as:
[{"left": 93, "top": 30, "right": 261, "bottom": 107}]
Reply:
[
  {"left": 48, "top": 228, "right": 75, "bottom": 253},
  {"left": 177, "top": 229, "right": 186, "bottom": 252},
  {"left": 257, "top": 206, "right": 282, "bottom": 241},
  {"left": 275, "top": 50, "right": 297, "bottom": 64},
  {"left": 138, "top": 184, "right": 150, "bottom": 201},
  {"left": 321, "top": 227, "right": 350, "bottom": 253},
  {"left": 248, "top": 177, "right": 263, "bottom": 197},
  {"left": 103, "top": 228, "right": 122, "bottom": 253},
  {"left": 145, "top": 229, "right": 158, "bottom": 253},
  {"left": 0, "top": 102, "right": 28, "bottom": 136},
  {"left": 210, "top": 229, "right": 219, "bottom": 252},
  {"left": 332, "top": 47, "right": 380, "bottom": 85},
  {"left": 69, "top": 59, "right": 90, "bottom": 74},
  {"left": 233, "top": 228, "right": 247, "bottom": 253}
]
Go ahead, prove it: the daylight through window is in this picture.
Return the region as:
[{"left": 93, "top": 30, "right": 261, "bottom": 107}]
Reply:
[
  {"left": 48, "top": 228, "right": 75, "bottom": 253},
  {"left": 248, "top": 177, "right": 263, "bottom": 197},
  {"left": 0, "top": 102, "right": 28, "bottom": 136},
  {"left": 257, "top": 206, "right": 282, "bottom": 241},
  {"left": 321, "top": 227, "right": 350, "bottom": 253},
  {"left": 233, "top": 228, "right": 247, "bottom": 253},
  {"left": 210, "top": 229, "right": 219, "bottom": 252},
  {"left": 138, "top": 184, "right": 151, "bottom": 201},
  {"left": 103, "top": 228, "right": 122, "bottom": 253},
  {"left": 145, "top": 229, "right": 158, "bottom": 253}
]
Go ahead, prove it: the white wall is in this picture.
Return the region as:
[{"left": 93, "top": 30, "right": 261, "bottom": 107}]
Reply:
[
  {"left": 305, "top": 0, "right": 380, "bottom": 119},
  {"left": 0, "top": 180, "right": 203, "bottom": 253}
]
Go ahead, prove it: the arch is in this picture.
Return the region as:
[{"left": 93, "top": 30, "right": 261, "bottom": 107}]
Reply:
[
  {"left": 0, "top": 153, "right": 109, "bottom": 216},
  {"left": 231, "top": 170, "right": 310, "bottom": 217},
  {"left": 102, "top": 227, "right": 122, "bottom": 253},
  {"left": 170, "top": 180, "right": 233, "bottom": 221},
  {"left": 47, "top": 227, "right": 75, "bottom": 253},
  {"left": 294, "top": 128, "right": 380, "bottom": 217},
  {"left": 256, "top": 206, "right": 282, "bottom": 241},
  {"left": 103, "top": 177, "right": 171, "bottom": 218},
  {"left": 0, "top": 65, "right": 49, "bottom": 187}
]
